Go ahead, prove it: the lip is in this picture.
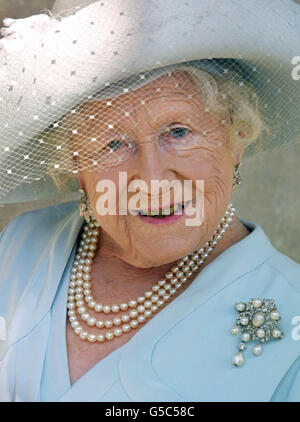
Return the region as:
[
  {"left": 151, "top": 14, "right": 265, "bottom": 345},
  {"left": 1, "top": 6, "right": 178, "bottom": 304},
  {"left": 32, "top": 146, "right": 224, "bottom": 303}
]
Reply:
[{"left": 136, "top": 200, "right": 192, "bottom": 225}]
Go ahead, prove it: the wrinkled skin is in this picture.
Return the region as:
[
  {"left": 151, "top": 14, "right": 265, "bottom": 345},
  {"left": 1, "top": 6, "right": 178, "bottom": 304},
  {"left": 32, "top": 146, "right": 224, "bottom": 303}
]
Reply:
[
  {"left": 76, "top": 70, "right": 246, "bottom": 268},
  {"left": 66, "top": 71, "right": 250, "bottom": 385}
]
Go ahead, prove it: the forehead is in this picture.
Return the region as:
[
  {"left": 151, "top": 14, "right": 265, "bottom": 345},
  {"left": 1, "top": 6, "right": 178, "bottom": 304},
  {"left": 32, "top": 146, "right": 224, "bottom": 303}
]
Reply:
[{"left": 76, "top": 69, "right": 207, "bottom": 119}]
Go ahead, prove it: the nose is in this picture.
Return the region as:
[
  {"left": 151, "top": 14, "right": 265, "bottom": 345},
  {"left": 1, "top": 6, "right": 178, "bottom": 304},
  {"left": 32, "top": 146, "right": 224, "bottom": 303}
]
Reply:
[{"left": 128, "top": 136, "right": 180, "bottom": 207}]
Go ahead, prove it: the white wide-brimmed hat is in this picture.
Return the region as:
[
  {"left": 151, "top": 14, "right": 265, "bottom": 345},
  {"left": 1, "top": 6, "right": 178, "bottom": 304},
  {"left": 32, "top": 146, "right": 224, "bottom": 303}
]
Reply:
[{"left": 0, "top": 0, "right": 299, "bottom": 203}]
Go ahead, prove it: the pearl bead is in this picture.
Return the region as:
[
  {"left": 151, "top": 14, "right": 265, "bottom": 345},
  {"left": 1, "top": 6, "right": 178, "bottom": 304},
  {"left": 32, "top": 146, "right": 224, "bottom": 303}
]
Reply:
[
  {"left": 241, "top": 332, "right": 251, "bottom": 342},
  {"left": 137, "top": 305, "right": 145, "bottom": 313},
  {"left": 251, "top": 312, "right": 265, "bottom": 327},
  {"left": 122, "top": 324, "right": 131, "bottom": 333},
  {"left": 129, "top": 300, "right": 137, "bottom": 308},
  {"left": 76, "top": 300, "right": 84, "bottom": 307},
  {"left": 77, "top": 306, "right": 86, "bottom": 314},
  {"left": 74, "top": 326, "right": 83, "bottom": 335},
  {"left": 231, "top": 325, "right": 240, "bottom": 335},
  {"left": 94, "top": 303, "right": 103, "bottom": 312},
  {"left": 232, "top": 351, "right": 244, "bottom": 367},
  {"left": 272, "top": 328, "right": 282, "bottom": 338},
  {"left": 113, "top": 317, "right": 121, "bottom": 326},
  {"left": 138, "top": 315, "right": 146, "bottom": 323},
  {"left": 83, "top": 289, "right": 91, "bottom": 295},
  {"left": 105, "top": 332, "right": 114, "bottom": 341},
  {"left": 130, "top": 320, "right": 139, "bottom": 329},
  {"left": 252, "top": 343, "right": 262, "bottom": 355},
  {"left": 129, "top": 309, "right": 138, "bottom": 318},
  {"left": 252, "top": 298, "right": 262, "bottom": 308},
  {"left": 151, "top": 295, "right": 159, "bottom": 303},
  {"left": 144, "top": 300, "right": 152, "bottom": 308},
  {"left": 81, "top": 313, "right": 89, "bottom": 321},
  {"left": 240, "top": 316, "right": 249, "bottom": 326},
  {"left": 96, "top": 320, "right": 104, "bottom": 328},
  {"left": 68, "top": 310, "right": 76, "bottom": 317},
  {"left": 111, "top": 304, "right": 120, "bottom": 313},
  {"left": 121, "top": 314, "right": 130, "bottom": 323},
  {"left": 104, "top": 320, "right": 113, "bottom": 328},
  {"left": 97, "top": 334, "right": 105, "bottom": 342},
  {"left": 235, "top": 302, "right": 246, "bottom": 312},
  {"left": 145, "top": 291, "right": 152, "bottom": 298},
  {"left": 87, "top": 316, "right": 96, "bottom": 326},
  {"left": 113, "top": 328, "right": 122, "bottom": 337},
  {"left": 137, "top": 296, "right": 145, "bottom": 303},
  {"left": 144, "top": 310, "right": 152, "bottom": 318},
  {"left": 69, "top": 316, "right": 77, "bottom": 323},
  {"left": 256, "top": 328, "right": 265, "bottom": 338},
  {"left": 88, "top": 300, "right": 96, "bottom": 309},
  {"left": 103, "top": 305, "right": 111, "bottom": 313},
  {"left": 79, "top": 331, "right": 88, "bottom": 340},
  {"left": 269, "top": 310, "right": 280, "bottom": 321},
  {"left": 87, "top": 333, "right": 97, "bottom": 342},
  {"left": 71, "top": 321, "right": 80, "bottom": 328}
]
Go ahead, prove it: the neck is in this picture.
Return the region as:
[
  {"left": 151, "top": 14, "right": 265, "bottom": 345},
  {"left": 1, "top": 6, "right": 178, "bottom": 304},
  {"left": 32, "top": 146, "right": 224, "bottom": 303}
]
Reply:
[{"left": 88, "top": 216, "right": 250, "bottom": 298}]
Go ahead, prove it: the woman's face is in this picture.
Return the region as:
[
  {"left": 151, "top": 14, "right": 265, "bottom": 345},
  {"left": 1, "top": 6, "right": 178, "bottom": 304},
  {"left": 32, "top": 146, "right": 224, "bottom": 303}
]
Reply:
[{"left": 76, "top": 70, "right": 245, "bottom": 268}]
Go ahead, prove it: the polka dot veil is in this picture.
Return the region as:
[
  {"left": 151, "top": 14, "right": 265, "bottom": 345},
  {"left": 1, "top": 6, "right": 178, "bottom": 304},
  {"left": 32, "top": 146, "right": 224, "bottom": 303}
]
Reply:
[{"left": 0, "top": 0, "right": 299, "bottom": 202}]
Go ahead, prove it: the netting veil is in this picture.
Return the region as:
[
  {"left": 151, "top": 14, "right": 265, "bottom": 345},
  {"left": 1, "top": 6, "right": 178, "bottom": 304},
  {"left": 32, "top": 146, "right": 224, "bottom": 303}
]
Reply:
[{"left": 0, "top": 0, "right": 299, "bottom": 203}]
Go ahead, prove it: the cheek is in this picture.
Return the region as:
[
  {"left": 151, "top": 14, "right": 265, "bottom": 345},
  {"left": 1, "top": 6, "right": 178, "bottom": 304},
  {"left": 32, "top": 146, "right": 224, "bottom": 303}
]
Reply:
[{"left": 176, "top": 145, "right": 233, "bottom": 184}]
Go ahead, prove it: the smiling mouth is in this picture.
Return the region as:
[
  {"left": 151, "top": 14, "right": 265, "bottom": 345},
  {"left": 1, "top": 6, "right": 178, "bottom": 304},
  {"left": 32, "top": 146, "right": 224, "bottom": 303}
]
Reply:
[{"left": 137, "top": 201, "right": 190, "bottom": 218}]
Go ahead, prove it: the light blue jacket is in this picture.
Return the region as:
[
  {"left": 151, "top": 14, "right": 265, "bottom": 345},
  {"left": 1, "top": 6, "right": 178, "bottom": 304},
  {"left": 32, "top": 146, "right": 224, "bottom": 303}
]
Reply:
[{"left": 0, "top": 201, "right": 299, "bottom": 401}]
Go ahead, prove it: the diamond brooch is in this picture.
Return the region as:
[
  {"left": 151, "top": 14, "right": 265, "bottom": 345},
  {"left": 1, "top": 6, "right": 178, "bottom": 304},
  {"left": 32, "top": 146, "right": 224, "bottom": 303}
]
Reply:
[{"left": 231, "top": 298, "right": 284, "bottom": 367}]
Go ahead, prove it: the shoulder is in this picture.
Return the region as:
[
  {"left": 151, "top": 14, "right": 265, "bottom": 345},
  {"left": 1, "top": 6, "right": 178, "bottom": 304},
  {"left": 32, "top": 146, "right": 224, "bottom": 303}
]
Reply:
[
  {"left": 0, "top": 200, "right": 79, "bottom": 244},
  {"left": 240, "top": 219, "right": 300, "bottom": 294},
  {"left": 0, "top": 200, "right": 81, "bottom": 320},
  {"left": 265, "top": 250, "right": 300, "bottom": 295}
]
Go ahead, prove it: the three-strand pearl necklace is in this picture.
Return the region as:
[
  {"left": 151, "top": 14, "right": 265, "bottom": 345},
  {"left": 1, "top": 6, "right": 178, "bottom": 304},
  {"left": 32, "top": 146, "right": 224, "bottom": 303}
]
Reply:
[{"left": 67, "top": 203, "right": 235, "bottom": 343}]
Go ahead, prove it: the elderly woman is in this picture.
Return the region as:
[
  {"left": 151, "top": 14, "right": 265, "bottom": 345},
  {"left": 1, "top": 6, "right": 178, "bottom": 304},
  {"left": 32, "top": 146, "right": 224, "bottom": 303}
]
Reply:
[{"left": 0, "top": 0, "right": 300, "bottom": 402}]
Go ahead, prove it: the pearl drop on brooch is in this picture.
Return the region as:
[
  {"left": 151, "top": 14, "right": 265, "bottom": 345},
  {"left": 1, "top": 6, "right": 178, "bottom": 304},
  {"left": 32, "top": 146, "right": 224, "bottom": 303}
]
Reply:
[
  {"left": 232, "top": 351, "right": 245, "bottom": 367},
  {"left": 252, "top": 343, "right": 263, "bottom": 356}
]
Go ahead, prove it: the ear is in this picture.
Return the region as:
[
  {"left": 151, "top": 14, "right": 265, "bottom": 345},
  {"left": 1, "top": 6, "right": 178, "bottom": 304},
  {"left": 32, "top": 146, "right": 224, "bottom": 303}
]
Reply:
[{"left": 232, "top": 130, "right": 248, "bottom": 165}]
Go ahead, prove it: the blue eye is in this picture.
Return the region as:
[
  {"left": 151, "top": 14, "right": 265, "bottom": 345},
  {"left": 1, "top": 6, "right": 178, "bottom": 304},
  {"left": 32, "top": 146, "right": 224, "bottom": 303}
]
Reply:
[
  {"left": 170, "top": 127, "right": 189, "bottom": 138},
  {"left": 106, "top": 140, "right": 123, "bottom": 152}
]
